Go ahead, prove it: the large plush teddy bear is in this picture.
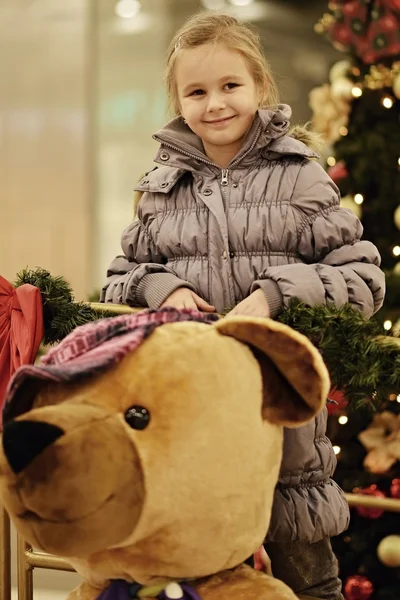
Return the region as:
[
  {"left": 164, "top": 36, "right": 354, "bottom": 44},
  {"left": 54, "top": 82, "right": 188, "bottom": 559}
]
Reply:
[{"left": 0, "top": 308, "right": 329, "bottom": 600}]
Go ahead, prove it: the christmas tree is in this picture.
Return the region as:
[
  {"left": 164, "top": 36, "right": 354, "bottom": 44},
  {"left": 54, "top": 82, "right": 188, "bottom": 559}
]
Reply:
[
  {"left": 308, "top": 3, "right": 400, "bottom": 599},
  {"left": 327, "top": 395, "right": 400, "bottom": 600},
  {"left": 309, "top": 0, "right": 400, "bottom": 332}
]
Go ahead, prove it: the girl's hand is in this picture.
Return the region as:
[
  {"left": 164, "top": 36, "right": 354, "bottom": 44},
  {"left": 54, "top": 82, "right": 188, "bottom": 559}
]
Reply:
[
  {"left": 227, "top": 289, "right": 270, "bottom": 318},
  {"left": 161, "top": 288, "right": 216, "bottom": 312},
  {"left": 254, "top": 546, "right": 273, "bottom": 575}
]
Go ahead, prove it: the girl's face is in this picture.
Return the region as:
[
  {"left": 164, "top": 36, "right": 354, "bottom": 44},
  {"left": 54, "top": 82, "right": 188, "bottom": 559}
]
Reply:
[{"left": 175, "top": 43, "right": 262, "bottom": 167}]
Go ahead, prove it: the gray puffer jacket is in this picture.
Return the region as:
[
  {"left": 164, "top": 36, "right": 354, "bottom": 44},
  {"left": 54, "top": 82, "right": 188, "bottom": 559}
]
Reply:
[{"left": 101, "top": 105, "right": 385, "bottom": 542}]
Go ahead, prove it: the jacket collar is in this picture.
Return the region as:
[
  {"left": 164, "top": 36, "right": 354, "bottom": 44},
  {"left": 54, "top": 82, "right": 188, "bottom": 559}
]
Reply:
[{"left": 152, "top": 104, "right": 317, "bottom": 174}]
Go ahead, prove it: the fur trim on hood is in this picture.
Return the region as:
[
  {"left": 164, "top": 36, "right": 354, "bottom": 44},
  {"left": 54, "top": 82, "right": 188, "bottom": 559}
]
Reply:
[{"left": 288, "top": 123, "right": 324, "bottom": 154}]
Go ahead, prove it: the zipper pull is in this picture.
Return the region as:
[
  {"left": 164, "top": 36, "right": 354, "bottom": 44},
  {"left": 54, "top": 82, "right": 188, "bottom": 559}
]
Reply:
[{"left": 221, "top": 169, "right": 229, "bottom": 186}]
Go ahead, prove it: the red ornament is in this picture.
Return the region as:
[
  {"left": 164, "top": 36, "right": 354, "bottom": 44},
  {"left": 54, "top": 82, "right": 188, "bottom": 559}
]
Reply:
[
  {"left": 325, "top": 0, "right": 400, "bottom": 64},
  {"left": 344, "top": 575, "right": 374, "bottom": 600},
  {"left": 328, "top": 161, "right": 349, "bottom": 185},
  {"left": 327, "top": 387, "right": 348, "bottom": 415},
  {"left": 342, "top": 1, "right": 360, "bottom": 17},
  {"left": 385, "top": 41, "right": 400, "bottom": 56},
  {"left": 380, "top": 14, "right": 399, "bottom": 31},
  {"left": 354, "top": 484, "right": 386, "bottom": 519},
  {"left": 390, "top": 478, "right": 400, "bottom": 499},
  {"left": 386, "top": 0, "right": 400, "bottom": 11},
  {"left": 362, "top": 50, "right": 378, "bottom": 64},
  {"left": 331, "top": 23, "right": 353, "bottom": 46}
]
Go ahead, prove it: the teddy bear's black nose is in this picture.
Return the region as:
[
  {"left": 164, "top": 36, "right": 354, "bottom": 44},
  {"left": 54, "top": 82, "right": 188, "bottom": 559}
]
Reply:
[{"left": 2, "top": 420, "right": 64, "bottom": 474}]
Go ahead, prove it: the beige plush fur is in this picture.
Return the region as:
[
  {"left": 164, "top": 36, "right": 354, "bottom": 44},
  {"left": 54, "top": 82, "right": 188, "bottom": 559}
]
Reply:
[{"left": 0, "top": 316, "right": 330, "bottom": 599}]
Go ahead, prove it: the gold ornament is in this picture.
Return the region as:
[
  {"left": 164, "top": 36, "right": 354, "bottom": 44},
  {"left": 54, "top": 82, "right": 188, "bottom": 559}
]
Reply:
[
  {"left": 314, "top": 23, "right": 324, "bottom": 34},
  {"left": 309, "top": 84, "right": 351, "bottom": 144},
  {"left": 377, "top": 535, "right": 400, "bottom": 568},
  {"left": 331, "top": 77, "right": 354, "bottom": 100},
  {"left": 393, "top": 319, "right": 400, "bottom": 337},
  {"left": 364, "top": 61, "right": 400, "bottom": 92},
  {"left": 393, "top": 73, "right": 400, "bottom": 100},
  {"left": 319, "top": 12, "right": 335, "bottom": 31},
  {"left": 394, "top": 205, "right": 400, "bottom": 231},
  {"left": 359, "top": 411, "right": 400, "bottom": 474},
  {"left": 329, "top": 60, "right": 352, "bottom": 83},
  {"left": 340, "top": 195, "right": 362, "bottom": 219}
]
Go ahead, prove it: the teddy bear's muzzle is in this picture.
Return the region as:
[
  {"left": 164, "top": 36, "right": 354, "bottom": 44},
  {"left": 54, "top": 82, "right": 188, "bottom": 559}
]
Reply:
[{"left": 0, "top": 404, "right": 146, "bottom": 556}]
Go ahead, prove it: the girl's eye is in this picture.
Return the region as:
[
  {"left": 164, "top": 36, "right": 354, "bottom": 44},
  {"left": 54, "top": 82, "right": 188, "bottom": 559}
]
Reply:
[
  {"left": 191, "top": 89, "right": 205, "bottom": 96},
  {"left": 225, "top": 83, "right": 239, "bottom": 90}
]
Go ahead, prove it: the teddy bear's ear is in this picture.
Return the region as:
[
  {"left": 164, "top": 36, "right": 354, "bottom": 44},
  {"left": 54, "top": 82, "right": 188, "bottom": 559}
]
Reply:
[{"left": 215, "top": 316, "right": 330, "bottom": 427}]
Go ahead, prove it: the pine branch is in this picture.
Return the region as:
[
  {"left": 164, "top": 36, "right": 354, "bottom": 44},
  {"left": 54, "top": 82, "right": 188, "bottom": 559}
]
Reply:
[
  {"left": 15, "top": 268, "right": 112, "bottom": 345},
  {"left": 279, "top": 300, "right": 400, "bottom": 410},
  {"left": 14, "top": 269, "right": 400, "bottom": 410}
]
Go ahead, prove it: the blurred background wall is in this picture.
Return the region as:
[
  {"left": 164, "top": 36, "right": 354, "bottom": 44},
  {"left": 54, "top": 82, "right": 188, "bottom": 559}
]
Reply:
[
  {"left": 0, "top": 0, "right": 94, "bottom": 300},
  {"left": 0, "top": 0, "right": 339, "bottom": 303}
]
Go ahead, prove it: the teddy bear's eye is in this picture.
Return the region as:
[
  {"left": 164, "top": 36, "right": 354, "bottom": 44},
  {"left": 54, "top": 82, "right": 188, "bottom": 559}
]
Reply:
[{"left": 124, "top": 406, "right": 151, "bottom": 430}]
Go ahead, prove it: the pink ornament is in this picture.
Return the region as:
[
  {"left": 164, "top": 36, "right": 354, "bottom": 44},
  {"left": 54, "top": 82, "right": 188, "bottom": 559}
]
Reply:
[
  {"left": 344, "top": 575, "right": 374, "bottom": 600},
  {"left": 390, "top": 478, "right": 400, "bottom": 499},
  {"left": 354, "top": 484, "right": 386, "bottom": 519},
  {"left": 328, "top": 161, "right": 349, "bottom": 184}
]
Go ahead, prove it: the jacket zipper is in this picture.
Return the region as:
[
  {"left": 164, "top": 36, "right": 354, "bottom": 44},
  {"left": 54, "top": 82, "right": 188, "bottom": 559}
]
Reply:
[
  {"left": 220, "top": 169, "right": 229, "bottom": 212},
  {"left": 153, "top": 124, "right": 262, "bottom": 308},
  {"left": 220, "top": 171, "right": 237, "bottom": 267}
]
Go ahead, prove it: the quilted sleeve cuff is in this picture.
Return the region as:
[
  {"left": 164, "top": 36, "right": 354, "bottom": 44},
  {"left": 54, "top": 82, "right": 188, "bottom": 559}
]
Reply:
[
  {"left": 135, "top": 273, "right": 196, "bottom": 309},
  {"left": 251, "top": 279, "right": 284, "bottom": 318}
]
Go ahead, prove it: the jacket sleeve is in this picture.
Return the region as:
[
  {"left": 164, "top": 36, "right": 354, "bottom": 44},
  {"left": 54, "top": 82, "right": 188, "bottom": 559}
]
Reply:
[
  {"left": 251, "top": 160, "right": 385, "bottom": 319},
  {"left": 100, "top": 200, "right": 196, "bottom": 308}
]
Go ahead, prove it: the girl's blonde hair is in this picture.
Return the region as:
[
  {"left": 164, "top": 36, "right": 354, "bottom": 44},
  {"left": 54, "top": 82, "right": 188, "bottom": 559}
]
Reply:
[{"left": 166, "top": 12, "right": 280, "bottom": 116}]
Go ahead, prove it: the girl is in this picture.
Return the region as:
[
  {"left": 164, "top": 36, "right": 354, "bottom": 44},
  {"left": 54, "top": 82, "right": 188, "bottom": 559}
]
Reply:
[{"left": 101, "top": 12, "right": 385, "bottom": 600}]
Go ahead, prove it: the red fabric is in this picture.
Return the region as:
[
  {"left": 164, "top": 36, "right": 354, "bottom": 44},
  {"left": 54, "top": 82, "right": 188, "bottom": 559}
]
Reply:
[{"left": 0, "top": 276, "right": 44, "bottom": 429}]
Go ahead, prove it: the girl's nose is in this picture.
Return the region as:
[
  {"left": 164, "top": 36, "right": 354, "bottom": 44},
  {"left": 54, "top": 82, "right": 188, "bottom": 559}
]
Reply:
[{"left": 206, "top": 91, "right": 226, "bottom": 112}]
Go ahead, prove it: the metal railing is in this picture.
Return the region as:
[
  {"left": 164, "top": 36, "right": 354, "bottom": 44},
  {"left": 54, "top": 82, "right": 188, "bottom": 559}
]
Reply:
[{"left": 0, "top": 505, "right": 11, "bottom": 600}]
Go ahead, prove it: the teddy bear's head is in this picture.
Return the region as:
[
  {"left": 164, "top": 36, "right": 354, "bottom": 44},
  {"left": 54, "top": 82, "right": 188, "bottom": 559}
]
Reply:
[{"left": 0, "top": 309, "right": 329, "bottom": 585}]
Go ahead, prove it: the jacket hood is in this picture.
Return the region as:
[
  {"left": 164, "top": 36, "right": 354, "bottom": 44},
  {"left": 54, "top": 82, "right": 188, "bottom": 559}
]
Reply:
[{"left": 152, "top": 104, "right": 318, "bottom": 173}]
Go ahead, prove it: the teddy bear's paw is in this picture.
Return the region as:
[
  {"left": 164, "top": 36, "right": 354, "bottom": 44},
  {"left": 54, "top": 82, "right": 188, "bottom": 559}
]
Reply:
[{"left": 196, "top": 564, "right": 298, "bottom": 600}]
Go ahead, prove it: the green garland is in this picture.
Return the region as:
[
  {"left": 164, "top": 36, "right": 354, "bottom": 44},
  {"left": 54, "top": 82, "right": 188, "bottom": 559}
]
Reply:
[
  {"left": 278, "top": 302, "right": 399, "bottom": 410},
  {"left": 15, "top": 268, "right": 400, "bottom": 411},
  {"left": 15, "top": 268, "right": 111, "bottom": 345}
]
